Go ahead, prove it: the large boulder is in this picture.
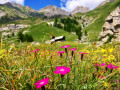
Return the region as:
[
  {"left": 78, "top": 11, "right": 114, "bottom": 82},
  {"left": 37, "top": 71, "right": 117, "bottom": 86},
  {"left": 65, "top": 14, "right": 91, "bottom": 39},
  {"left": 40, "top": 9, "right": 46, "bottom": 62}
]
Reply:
[{"left": 97, "top": 7, "right": 120, "bottom": 46}]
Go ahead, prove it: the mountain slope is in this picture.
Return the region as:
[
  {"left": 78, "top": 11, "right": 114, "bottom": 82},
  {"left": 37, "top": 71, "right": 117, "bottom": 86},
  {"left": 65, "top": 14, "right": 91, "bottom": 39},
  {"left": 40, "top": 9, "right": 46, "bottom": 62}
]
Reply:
[
  {"left": 96, "top": 0, "right": 115, "bottom": 9},
  {"left": 28, "top": 23, "right": 77, "bottom": 42},
  {"left": 38, "top": 5, "right": 70, "bottom": 17},
  {"left": 71, "top": 6, "right": 90, "bottom": 15},
  {"left": 74, "top": 0, "right": 120, "bottom": 42},
  {"left": 0, "top": 2, "right": 44, "bottom": 22}
]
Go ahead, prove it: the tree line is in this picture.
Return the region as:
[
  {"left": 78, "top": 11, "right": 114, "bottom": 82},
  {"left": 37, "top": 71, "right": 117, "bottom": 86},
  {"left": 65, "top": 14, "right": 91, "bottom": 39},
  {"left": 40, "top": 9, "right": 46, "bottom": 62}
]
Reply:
[{"left": 54, "top": 17, "right": 82, "bottom": 40}]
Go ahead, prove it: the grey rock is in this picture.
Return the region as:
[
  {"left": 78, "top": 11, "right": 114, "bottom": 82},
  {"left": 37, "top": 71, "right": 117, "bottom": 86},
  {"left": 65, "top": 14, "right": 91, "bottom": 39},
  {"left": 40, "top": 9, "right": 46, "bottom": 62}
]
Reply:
[
  {"left": 106, "top": 16, "right": 112, "bottom": 21},
  {"left": 81, "top": 35, "right": 88, "bottom": 43},
  {"left": 31, "top": 41, "right": 40, "bottom": 45},
  {"left": 97, "top": 6, "right": 120, "bottom": 46},
  {"left": 1, "top": 24, "right": 30, "bottom": 38},
  {"left": 0, "top": 10, "right": 6, "bottom": 18},
  {"left": 2, "top": 32, "right": 12, "bottom": 38},
  {"left": 47, "top": 21, "right": 54, "bottom": 26},
  {"left": 71, "top": 6, "right": 90, "bottom": 15},
  {"left": 23, "top": 30, "right": 30, "bottom": 34},
  {"left": 0, "top": 24, "right": 29, "bottom": 31}
]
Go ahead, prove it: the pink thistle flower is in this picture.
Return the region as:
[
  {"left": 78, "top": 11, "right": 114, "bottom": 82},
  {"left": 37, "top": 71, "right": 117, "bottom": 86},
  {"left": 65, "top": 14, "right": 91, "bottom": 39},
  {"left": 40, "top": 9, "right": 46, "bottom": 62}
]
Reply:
[
  {"left": 34, "top": 78, "right": 49, "bottom": 89},
  {"left": 30, "top": 49, "right": 40, "bottom": 52},
  {"left": 69, "top": 48, "right": 77, "bottom": 51},
  {"left": 115, "top": 79, "right": 120, "bottom": 83},
  {"left": 61, "top": 45, "right": 70, "bottom": 56},
  {"left": 57, "top": 51, "right": 65, "bottom": 54},
  {"left": 107, "top": 65, "right": 114, "bottom": 69},
  {"left": 107, "top": 63, "right": 115, "bottom": 69},
  {"left": 69, "top": 48, "right": 77, "bottom": 57},
  {"left": 57, "top": 51, "right": 65, "bottom": 58},
  {"left": 101, "top": 76, "right": 103, "bottom": 79},
  {"left": 107, "top": 63, "right": 119, "bottom": 72},
  {"left": 114, "top": 66, "right": 119, "bottom": 69},
  {"left": 61, "top": 45, "right": 70, "bottom": 48},
  {"left": 101, "top": 63, "right": 105, "bottom": 66},
  {"left": 54, "top": 66, "right": 70, "bottom": 75},
  {"left": 94, "top": 63, "right": 100, "bottom": 66},
  {"left": 94, "top": 73, "right": 103, "bottom": 79},
  {"left": 94, "top": 63, "right": 100, "bottom": 71},
  {"left": 78, "top": 52, "right": 88, "bottom": 54},
  {"left": 98, "top": 75, "right": 103, "bottom": 79},
  {"left": 78, "top": 52, "right": 88, "bottom": 60},
  {"left": 94, "top": 72, "right": 97, "bottom": 76}
]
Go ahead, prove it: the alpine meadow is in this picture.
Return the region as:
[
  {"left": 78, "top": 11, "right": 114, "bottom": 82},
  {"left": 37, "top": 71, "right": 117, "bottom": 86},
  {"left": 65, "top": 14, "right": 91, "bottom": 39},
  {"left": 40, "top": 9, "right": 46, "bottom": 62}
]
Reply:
[{"left": 0, "top": 0, "right": 120, "bottom": 90}]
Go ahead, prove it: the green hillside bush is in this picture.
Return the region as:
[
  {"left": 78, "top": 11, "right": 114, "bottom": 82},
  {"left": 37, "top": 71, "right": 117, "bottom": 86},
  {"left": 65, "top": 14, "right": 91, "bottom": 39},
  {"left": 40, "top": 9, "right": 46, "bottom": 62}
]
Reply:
[{"left": 17, "top": 31, "right": 33, "bottom": 42}]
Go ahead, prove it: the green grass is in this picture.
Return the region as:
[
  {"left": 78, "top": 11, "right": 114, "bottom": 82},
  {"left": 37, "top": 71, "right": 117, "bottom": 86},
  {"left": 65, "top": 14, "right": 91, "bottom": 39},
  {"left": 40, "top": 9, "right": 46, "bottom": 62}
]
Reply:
[
  {"left": 0, "top": 1, "right": 120, "bottom": 90},
  {"left": 28, "top": 23, "right": 78, "bottom": 42},
  {"left": 75, "top": 0, "right": 120, "bottom": 42},
  {"left": 0, "top": 41, "right": 120, "bottom": 90}
]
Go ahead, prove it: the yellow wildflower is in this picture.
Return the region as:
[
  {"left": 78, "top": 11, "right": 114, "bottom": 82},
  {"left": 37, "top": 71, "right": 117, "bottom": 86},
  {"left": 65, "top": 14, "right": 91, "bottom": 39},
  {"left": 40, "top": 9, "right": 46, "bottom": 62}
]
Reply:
[
  {"left": 102, "top": 58, "right": 109, "bottom": 62},
  {"left": 86, "top": 50, "right": 90, "bottom": 53},
  {"left": 94, "top": 50, "right": 98, "bottom": 53},
  {"left": 0, "top": 49, "right": 6, "bottom": 59},
  {"left": 92, "top": 55, "right": 98, "bottom": 60},
  {"left": 109, "top": 48, "right": 114, "bottom": 53},
  {"left": 102, "top": 81, "right": 110, "bottom": 87},
  {"left": 103, "top": 54, "right": 108, "bottom": 58},
  {"left": 101, "top": 48, "right": 107, "bottom": 53},
  {"left": 108, "top": 55, "right": 116, "bottom": 61}
]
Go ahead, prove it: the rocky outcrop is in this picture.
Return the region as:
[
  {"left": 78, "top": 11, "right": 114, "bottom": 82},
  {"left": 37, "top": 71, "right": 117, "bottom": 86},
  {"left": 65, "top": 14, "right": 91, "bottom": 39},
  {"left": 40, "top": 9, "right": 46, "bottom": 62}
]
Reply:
[
  {"left": 71, "top": 6, "right": 90, "bottom": 15},
  {"left": 0, "top": 24, "right": 30, "bottom": 31},
  {"left": 47, "top": 21, "right": 54, "bottom": 26},
  {"left": 38, "top": 5, "right": 70, "bottom": 17},
  {"left": 97, "top": 6, "right": 120, "bottom": 46},
  {"left": 1, "top": 24, "right": 30, "bottom": 38},
  {"left": 0, "top": 10, "right": 6, "bottom": 18}
]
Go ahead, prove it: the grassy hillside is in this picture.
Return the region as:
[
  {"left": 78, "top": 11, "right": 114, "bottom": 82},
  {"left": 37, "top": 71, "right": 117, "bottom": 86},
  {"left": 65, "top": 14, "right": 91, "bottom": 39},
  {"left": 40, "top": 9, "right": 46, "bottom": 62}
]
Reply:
[
  {"left": 0, "top": 17, "right": 77, "bottom": 43},
  {"left": 26, "top": 23, "right": 78, "bottom": 42},
  {"left": 0, "top": 3, "right": 44, "bottom": 25},
  {"left": 75, "top": 0, "right": 120, "bottom": 42}
]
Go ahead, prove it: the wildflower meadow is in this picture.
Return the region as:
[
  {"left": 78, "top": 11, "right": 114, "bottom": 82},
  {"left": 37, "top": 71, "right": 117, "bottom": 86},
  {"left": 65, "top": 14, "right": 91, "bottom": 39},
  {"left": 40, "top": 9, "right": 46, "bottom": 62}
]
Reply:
[{"left": 0, "top": 40, "right": 120, "bottom": 90}]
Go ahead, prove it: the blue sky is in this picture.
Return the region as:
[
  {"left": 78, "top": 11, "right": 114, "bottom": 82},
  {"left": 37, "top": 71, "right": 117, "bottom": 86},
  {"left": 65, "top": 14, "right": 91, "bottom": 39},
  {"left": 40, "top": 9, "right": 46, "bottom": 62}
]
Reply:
[
  {"left": 0, "top": 0, "right": 105, "bottom": 12},
  {"left": 24, "top": 0, "right": 61, "bottom": 11}
]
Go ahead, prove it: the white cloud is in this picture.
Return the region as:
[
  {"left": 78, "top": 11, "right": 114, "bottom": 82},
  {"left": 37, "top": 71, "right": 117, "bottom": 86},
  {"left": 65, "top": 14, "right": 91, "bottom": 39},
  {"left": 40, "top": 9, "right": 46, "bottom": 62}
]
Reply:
[
  {"left": 0, "top": 0, "right": 25, "bottom": 5},
  {"left": 61, "top": 0, "right": 105, "bottom": 12}
]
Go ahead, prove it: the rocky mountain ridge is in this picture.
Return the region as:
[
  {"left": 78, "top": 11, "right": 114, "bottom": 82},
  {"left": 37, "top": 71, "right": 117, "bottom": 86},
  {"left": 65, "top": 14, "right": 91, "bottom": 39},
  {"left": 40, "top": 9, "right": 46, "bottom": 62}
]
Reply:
[
  {"left": 38, "top": 5, "right": 91, "bottom": 17},
  {"left": 1, "top": 1, "right": 115, "bottom": 19},
  {"left": 71, "top": 6, "right": 90, "bottom": 15},
  {"left": 0, "top": 2, "right": 44, "bottom": 21},
  {"left": 4, "top": 2, "right": 39, "bottom": 14},
  {"left": 0, "top": 0, "right": 117, "bottom": 19},
  {"left": 38, "top": 5, "right": 70, "bottom": 17}
]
